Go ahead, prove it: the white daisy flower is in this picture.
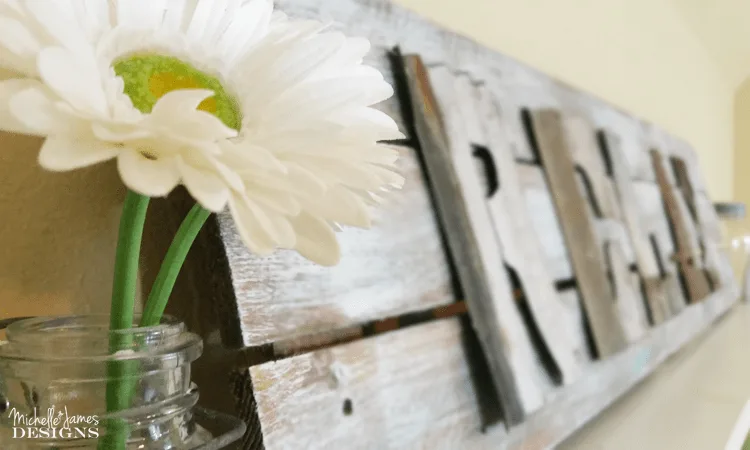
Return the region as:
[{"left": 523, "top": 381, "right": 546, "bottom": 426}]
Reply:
[{"left": 0, "top": 0, "right": 404, "bottom": 265}]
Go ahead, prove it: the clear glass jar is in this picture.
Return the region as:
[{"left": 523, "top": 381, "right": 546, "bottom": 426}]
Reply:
[{"left": 0, "top": 315, "right": 213, "bottom": 449}]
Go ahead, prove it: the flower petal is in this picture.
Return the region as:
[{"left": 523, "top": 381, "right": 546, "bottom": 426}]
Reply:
[
  {"left": 9, "top": 86, "right": 89, "bottom": 135},
  {"left": 38, "top": 46, "right": 108, "bottom": 116},
  {"left": 244, "top": 197, "right": 296, "bottom": 248},
  {"left": 217, "top": 0, "right": 272, "bottom": 62},
  {"left": 303, "top": 186, "right": 372, "bottom": 228},
  {"left": 117, "top": 150, "right": 180, "bottom": 197},
  {"left": 147, "top": 89, "right": 237, "bottom": 141},
  {"left": 178, "top": 158, "right": 231, "bottom": 212},
  {"left": 0, "top": 16, "right": 41, "bottom": 58},
  {"left": 115, "top": 0, "right": 168, "bottom": 30},
  {"left": 228, "top": 194, "right": 276, "bottom": 255},
  {"left": 289, "top": 212, "right": 340, "bottom": 266},
  {"left": 250, "top": 163, "right": 327, "bottom": 198},
  {"left": 333, "top": 107, "right": 406, "bottom": 141},
  {"left": 25, "top": 0, "right": 89, "bottom": 50},
  {"left": 160, "top": 0, "right": 193, "bottom": 33},
  {"left": 247, "top": 188, "right": 301, "bottom": 216},
  {"left": 263, "top": 76, "right": 394, "bottom": 128},
  {"left": 92, "top": 122, "right": 152, "bottom": 142},
  {"left": 38, "top": 136, "right": 121, "bottom": 171},
  {"left": 0, "top": 17, "right": 41, "bottom": 75},
  {"left": 0, "top": 79, "right": 45, "bottom": 134},
  {"left": 220, "top": 141, "right": 287, "bottom": 174}
]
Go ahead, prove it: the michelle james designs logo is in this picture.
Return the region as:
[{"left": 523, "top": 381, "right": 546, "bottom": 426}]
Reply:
[{"left": 7, "top": 406, "right": 99, "bottom": 439}]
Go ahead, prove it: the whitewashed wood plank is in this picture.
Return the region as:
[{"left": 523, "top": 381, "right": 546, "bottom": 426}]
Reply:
[
  {"left": 473, "top": 83, "right": 586, "bottom": 382},
  {"left": 632, "top": 180, "right": 687, "bottom": 314},
  {"left": 669, "top": 136, "right": 709, "bottom": 194},
  {"left": 250, "top": 287, "right": 736, "bottom": 450},
  {"left": 696, "top": 193, "right": 737, "bottom": 291},
  {"left": 530, "top": 109, "right": 628, "bottom": 357},
  {"left": 563, "top": 116, "right": 649, "bottom": 342},
  {"left": 674, "top": 187, "right": 705, "bottom": 270},
  {"left": 599, "top": 131, "right": 673, "bottom": 324},
  {"left": 408, "top": 60, "right": 546, "bottom": 419},
  {"left": 651, "top": 149, "right": 713, "bottom": 304},
  {"left": 517, "top": 165, "right": 573, "bottom": 281},
  {"left": 607, "top": 241, "right": 650, "bottom": 342},
  {"left": 218, "top": 143, "right": 455, "bottom": 347},
  {"left": 487, "top": 82, "right": 563, "bottom": 162}
]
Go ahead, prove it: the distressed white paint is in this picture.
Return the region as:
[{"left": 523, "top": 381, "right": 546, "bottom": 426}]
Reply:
[
  {"left": 251, "top": 288, "right": 736, "bottom": 450},
  {"left": 426, "top": 66, "right": 546, "bottom": 413},
  {"left": 474, "top": 83, "right": 587, "bottom": 382},
  {"left": 219, "top": 142, "right": 454, "bottom": 346},
  {"left": 232, "top": 2, "right": 739, "bottom": 448}
]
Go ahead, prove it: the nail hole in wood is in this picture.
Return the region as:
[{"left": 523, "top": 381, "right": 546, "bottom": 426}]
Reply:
[
  {"left": 342, "top": 399, "right": 353, "bottom": 416},
  {"left": 0, "top": 395, "right": 8, "bottom": 414}
]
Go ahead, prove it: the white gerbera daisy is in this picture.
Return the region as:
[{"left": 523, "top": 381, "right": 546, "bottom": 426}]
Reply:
[{"left": 0, "top": 0, "right": 404, "bottom": 265}]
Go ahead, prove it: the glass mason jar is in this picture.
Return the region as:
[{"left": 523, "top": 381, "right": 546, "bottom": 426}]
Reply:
[{"left": 0, "top": 315, "right": 213, "bottom": 449}]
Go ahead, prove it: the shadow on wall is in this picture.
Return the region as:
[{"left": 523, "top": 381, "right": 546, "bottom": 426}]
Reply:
[{"left": 0, "top": 131, "right": 127, "bottom": 319}]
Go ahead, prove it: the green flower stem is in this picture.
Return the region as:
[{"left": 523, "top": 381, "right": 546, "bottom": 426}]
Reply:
[
  {"left": 101, "top": 191, "right": 150, "bottom": 450},
  {"left": 99, "top": 204, "right": 209, "bottom": 449},
  {"left": 140, "top": 204, "right": 212, "bottom": 327}
]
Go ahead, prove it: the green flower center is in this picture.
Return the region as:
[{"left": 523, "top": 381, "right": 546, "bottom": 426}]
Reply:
[{"left": 113, "top": 55, "right": 241, "bottom": 131}]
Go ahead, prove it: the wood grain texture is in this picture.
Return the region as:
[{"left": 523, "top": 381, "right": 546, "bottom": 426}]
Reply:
[
  {"left": 403, "top": 56, "right": 542, "bottom": 422},
  {"left": 651, "top": 150, "right": 712, "bottom": 304},
  {"left": 563, "top": 116, "right": 648, "bottom": 342},
  {"left": 600, "top": 131, "right": 673, "bottom": 324},
  {"left": 473, "top": 82, "right": 587, "bottom": 383},
  {"left": 517, "top": 165, "right": 573, "bottom": 281},
  {"left": 250, "top": 288, "right": 736, "bottom": 450},
  {"left": 200, "top": 2, "right": 742, "bottom": 448},
  {"left": 218, "top": 141, "right": 455, "bottom": 347},
  {"left": 530, "top": 109, "right": 628, "bottom": 357},
  {"left": 632, "top": 181, "right": 688, "bottom": 316}
]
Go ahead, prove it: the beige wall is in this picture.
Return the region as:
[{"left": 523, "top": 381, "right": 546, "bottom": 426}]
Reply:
[
  {"left": 0, "top": 132, "right": 125, "bottom": 319},
  {"left": 393, "top": 0, "right": 735, "bottom": 200}
]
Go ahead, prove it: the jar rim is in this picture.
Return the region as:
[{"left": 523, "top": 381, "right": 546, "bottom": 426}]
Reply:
[
  {"left": 5, "top": 314, "right": 184, "bottom": 343},
  {"left": 0, "top": 315, "right": 202, "bottom": 364}
]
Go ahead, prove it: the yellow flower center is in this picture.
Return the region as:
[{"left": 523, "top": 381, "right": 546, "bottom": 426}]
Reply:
[{"left": 113, "top": 55, "right": 241, "bottom": 131}]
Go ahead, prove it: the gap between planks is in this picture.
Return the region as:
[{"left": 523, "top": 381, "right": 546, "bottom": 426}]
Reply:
[
  {"left": 234, "top": 286, "right": 582, "bottom": 369},
  {"left": 249, "top": 286, "right": 737, "bottom": 450}
]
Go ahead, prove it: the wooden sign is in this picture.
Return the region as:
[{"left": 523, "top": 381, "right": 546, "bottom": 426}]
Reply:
[
  {"left": 528, "top": 110, "right": 628, "bottom": 358},
  {"left": 599, "top": 132, "right": 676, "bottom": 324},
  {"left": 651, "top": 150, "right": 712, "bottom": 303},
  {"left": 148, "top": 1, "right": 740, "bottom": 449},
  {"left": 403, "top": 54, "right": 546, "bottom": 424}
]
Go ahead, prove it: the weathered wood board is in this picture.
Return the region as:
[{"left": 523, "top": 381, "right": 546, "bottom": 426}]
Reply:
[
  {"left": 146, "top": 1, "right": 742, "bottom": 449},
  {"left": 250, "top": 289, "right": 736, "bottom": 450},
  {"left": 599, "top": 131, "right": 675, "bottom": 325},
  {"left": 651, "top": 150, "right": 713, "bottom": 304},
  {"left": 216, "top": 140, "right": 455, "bottom": 347},
  {"left": 402, "top": 56, "right": 545, "bottom": 422},
  {"left": 529, "top": 109, "right": 629, "bottom": 358},
  {"left": 562, "top": 118, "right": 649, "bottom": 342},
  {"left": 475, "top": 84, "right": 588, "bottom": 380},
  {"left": 401, "top": 58, "right": 597, "bottom": 423}
]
